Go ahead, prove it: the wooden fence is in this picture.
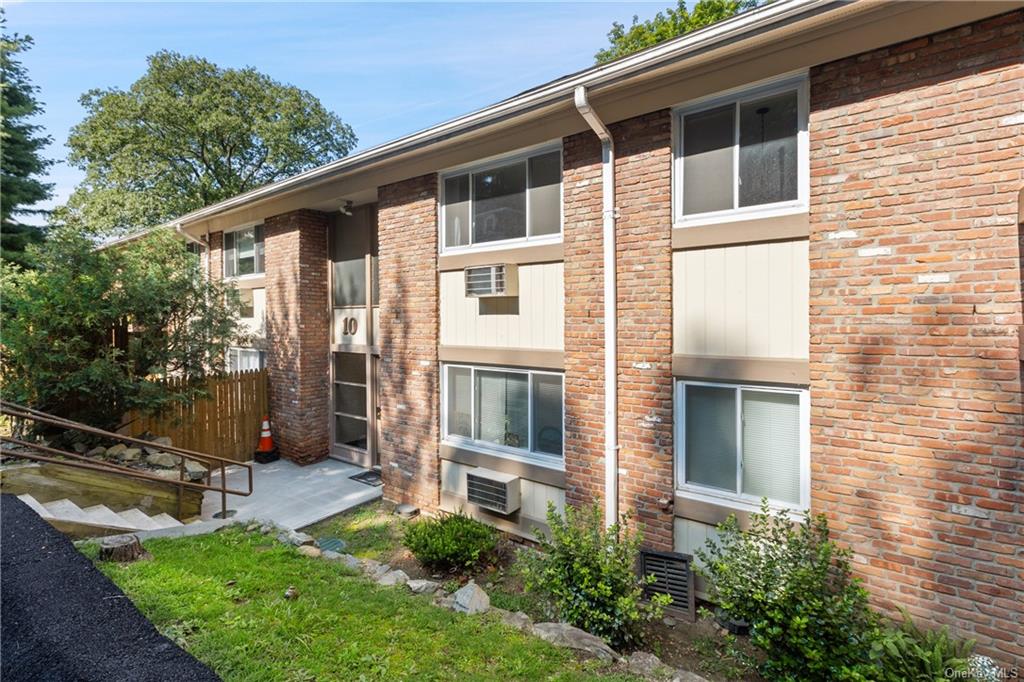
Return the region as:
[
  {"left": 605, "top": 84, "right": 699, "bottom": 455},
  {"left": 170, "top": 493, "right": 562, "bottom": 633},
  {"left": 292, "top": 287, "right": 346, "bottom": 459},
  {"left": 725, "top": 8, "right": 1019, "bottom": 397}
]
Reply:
[{"left": 120, "top": 370, "right": 268, "bottom": 462}]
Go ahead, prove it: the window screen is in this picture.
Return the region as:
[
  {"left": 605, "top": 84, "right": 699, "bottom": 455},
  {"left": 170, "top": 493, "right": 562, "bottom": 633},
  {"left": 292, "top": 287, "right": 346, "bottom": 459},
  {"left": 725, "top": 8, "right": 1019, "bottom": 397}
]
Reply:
[
  {"left": 739, "top": 91, "right": 798, "bottom": 207},
  {"left": 473, "top": 162, "right": 527, "bottom": 244},
  {"left": 682, "top": 105, "right": 735, "bottom": 216},
  {"left": 532, "top": 373, "right": 563, "bottom": 456},
  {"left": 741, "top": 390, "right": 800, "bottom": 504},
  {"left": 475, "top": 370, "right": 529, "bottom": 449},
  {"left": 684, "top": 385, "right": 737, "bottom": 492}
]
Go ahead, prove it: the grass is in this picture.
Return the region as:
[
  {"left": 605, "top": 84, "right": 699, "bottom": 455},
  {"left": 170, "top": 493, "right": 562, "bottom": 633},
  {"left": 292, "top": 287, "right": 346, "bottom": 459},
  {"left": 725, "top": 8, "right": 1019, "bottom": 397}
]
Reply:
[
  {"left": 85, "top": 527, "right": 639, "bottom": 681},
  {"left": 304, "top": 502, "right": 405, "bottom": 561}
]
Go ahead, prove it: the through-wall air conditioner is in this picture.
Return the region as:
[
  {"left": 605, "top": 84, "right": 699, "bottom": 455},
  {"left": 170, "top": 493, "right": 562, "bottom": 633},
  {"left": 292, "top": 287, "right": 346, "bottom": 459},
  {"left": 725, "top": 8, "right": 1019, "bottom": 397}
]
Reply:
[
  {"left": 464, "top": 264, "right": 518, "bottom": 298},
  {"left": 466, "top": 469, "right": 521, "bottom": 515}
]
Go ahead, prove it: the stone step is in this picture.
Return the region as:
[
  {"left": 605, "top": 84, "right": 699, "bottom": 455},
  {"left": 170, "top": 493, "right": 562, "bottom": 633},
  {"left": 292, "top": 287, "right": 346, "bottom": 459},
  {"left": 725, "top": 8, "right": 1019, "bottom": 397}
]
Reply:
[
  {"left": 149, "top": 513, "right": 184, "bottom": 529},
  {"left": 42, "top": 498, "right": 87, "bottom": 523},
  {"left": 16, "top": 494, "right": 53, "bottom": 519},
  {"left": 81, "top": 505, "right": 135, "bottom": 529},
  {"left": 116, "top": 508, "right": 161, "bottom": 530}
]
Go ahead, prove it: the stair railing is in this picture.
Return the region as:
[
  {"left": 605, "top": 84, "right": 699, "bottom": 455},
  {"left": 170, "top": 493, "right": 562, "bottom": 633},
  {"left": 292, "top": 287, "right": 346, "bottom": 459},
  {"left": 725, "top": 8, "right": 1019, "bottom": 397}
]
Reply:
[{"left": 0, "top": 401, "right": 252, "bottom": 520}]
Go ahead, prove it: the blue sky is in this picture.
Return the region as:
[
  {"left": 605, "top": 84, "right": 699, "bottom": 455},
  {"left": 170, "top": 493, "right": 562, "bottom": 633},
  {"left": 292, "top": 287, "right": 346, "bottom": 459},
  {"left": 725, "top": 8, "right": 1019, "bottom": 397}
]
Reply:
[{"left": 7, "top": 1, "right": 664, "bottom": 219}]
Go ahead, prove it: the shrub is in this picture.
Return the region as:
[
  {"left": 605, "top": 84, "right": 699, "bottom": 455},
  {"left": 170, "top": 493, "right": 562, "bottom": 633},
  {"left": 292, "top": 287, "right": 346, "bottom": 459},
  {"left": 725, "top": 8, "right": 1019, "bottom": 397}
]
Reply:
[
  {"left": 518, "top": 502, "right": 670, "bottom": 650},
  {"left": 403, "top": 510, "right": 498, "bottom": 571},
  {"left": 696, "top": 500, "right": 877, "bottom": 681},
  {"left": 872, "top": 609, "right": 975, "bottom": 682}
]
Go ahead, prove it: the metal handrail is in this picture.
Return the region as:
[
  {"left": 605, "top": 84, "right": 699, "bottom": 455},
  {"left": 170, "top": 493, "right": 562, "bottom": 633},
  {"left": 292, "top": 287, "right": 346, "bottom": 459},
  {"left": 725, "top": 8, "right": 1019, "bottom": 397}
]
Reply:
[{"left": 0, "top": 401, "right": 252, "bottom": 520}]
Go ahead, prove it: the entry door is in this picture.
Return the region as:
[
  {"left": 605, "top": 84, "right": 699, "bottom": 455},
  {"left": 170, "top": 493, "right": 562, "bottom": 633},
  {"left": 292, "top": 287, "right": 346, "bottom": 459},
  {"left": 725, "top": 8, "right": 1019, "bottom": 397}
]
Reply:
[{"left": 331, "top": 352, "right": 372, "bottom": 468}]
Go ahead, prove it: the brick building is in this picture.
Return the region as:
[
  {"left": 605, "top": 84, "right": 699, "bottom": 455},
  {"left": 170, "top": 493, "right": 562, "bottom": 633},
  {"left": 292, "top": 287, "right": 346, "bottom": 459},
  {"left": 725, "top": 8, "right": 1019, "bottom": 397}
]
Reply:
[{"left": 175, "top": 2, "right": 1023, "bottom": 665}]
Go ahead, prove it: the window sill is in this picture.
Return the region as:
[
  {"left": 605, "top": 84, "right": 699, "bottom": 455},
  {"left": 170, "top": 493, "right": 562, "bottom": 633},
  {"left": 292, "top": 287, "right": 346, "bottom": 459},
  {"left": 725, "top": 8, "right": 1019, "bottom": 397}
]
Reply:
[
  {"left": 225, "top": 273, "right": 266, "bottom": 286},
  {"left": 675, "top": 485, "right": 806, "bottom": 521},
  {"left": 439, "top": 236, "right": 562, "bottom": 267},
  {"left": 671, "top": 210, "right": 808, "bottom": 249}
]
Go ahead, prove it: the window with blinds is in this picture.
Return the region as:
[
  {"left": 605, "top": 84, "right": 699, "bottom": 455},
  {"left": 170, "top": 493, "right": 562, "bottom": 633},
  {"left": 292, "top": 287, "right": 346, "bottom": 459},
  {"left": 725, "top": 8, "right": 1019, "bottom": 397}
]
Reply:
[
  {"left": 443, "top": 364, "right": 563, "bottom": 462},
  {"left": 677, "top": 381, "right": 806, "bottom": 509},
  {"left": 224, "top": 225, "right": 265, "bottom": 277}
]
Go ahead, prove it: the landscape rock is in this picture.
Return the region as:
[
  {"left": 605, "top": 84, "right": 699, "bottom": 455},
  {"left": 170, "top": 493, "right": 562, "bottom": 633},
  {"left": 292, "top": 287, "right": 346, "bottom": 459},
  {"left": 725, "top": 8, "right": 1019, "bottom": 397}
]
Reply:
[
  {"left": 277, "top": 530, "right": 316, "bottom": 547},
  {"left": 183, "top": 459, "right": 207, "bottom": 481},
  {"left": 297, "top": 545, "right": 322, "bottom": 558},
  {"left": 322, "top": 551, "right": 361, "bottom": 570},
  {"left": 435, "top": 594, "right": 456, "bottom": 610},
  {"left": 406, "top": 579, "right": 440, "bottom": 595},
  {"left": 377, "top": 569, "right": 409, "bottom": 587},
  {"left": 245, "top": 523, "right": 260, "bottom": 533},
  {"left": 85, "top": 446, "right": 107, "bottom": 458},
  {"left": 627, "top": 651, "right": 673, "bottom": 680},
  {"left": 105, "top": 444, "right": 127, "bottom": 459},
  {"left": 369, "top": 563, "right": 392, "bottom": 580},
  {"left": 260, "top": 524, "right": 274, "bottom": 535},
  {"left": 144, "top": 436, "right": 173, "bottom": 456},
  {"left": 120, "top": 447, "right": 142, "bottom": 463},
  {"left": 530, "top": 622, "right": 617, "bottom": 662},
  {"left": 499, "top": 610, "right": 532, "bottom": 632},
  {"left": 72, "top": 442, "right": 89, "bottom": 454},
  {"left": 451, "top": 581, "right": 490, "bottom": 615},
  {"left": 146, "top": 451, "right": 179, "bottom": 468},
  {"left": 671, "top": 671, "right": 711, "bottom": 682},
  {"left": 151, "top": 469, "right": 180, "bottom": 480}
]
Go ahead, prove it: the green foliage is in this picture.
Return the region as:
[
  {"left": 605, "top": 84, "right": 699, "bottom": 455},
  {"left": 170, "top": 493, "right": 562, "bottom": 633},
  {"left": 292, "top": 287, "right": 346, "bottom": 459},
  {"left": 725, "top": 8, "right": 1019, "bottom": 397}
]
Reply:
[
  {"left": 88, "top": 528, "right": 637, "bottom": 681},
  {"left": 696, "top": 500, "right": 877, "bottom": 681},
  {"left": 0, "top": 226, "right": 241, "bottom": 430},
  {"left": 61, "top": 50, "right": 357, "bottom": 236},
  {"left": 872, "top": 609, "right": 975, "bottom": 681},
  {"left": 519, "top": 503, "right": 671, "bottom": 650},
  {"left": 403, "top": 509, "right": 499, "bottom": 571},
  {"left": 596, "top": 0, "right": 765, "bottom": 64},
  {"left": 1, "top": 9, "right": 53, "bottom": 268}
]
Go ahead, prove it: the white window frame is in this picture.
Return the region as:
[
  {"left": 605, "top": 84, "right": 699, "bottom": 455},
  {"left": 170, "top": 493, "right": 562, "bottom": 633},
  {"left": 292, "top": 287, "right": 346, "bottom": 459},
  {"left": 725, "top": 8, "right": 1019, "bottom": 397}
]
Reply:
[
  {"left": 674, "top": 379, "right": 810, "bottom": 516},
  {"left": 438, "top": 142, "right": 563, "bottom": 255},
  {"left": 226, "top": 347, "right": 265, "bottom": 372},
  {"left": 672, "top": 73, "right": 809, "bottom": 228},
  {"left": 441, "top": 363, "right": 565, "bottom": 469},
  {"left": 223, "top": 222, "right": 265, "bottom": 280},
  {"left": 235, "top": 286, "right": 266, "bottom": 336}
]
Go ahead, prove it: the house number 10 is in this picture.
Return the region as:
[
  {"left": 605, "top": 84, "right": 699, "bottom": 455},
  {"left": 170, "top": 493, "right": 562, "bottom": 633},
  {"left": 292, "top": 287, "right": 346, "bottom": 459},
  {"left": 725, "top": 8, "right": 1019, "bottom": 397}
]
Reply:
[{"left": 343, "top": 317, "right": 359, "bottom": 336}]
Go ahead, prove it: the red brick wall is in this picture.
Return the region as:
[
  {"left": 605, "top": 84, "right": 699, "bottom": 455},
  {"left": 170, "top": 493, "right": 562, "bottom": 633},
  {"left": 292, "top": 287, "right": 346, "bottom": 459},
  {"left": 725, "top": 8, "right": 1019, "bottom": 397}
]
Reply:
[
  {"left": 809, "top": 11, "right": 1023, "bottom": 663},
  {"left": 208, "top": 231, "right": 223, "bottom": 281},
  {"left": 377, "top": 174, "right": 440, "bottom": 511},
  {"left": 563, "top": 109, "right": 676, "bottom": 550},
  {"left": 263, "top": 209, "right": 331, "bottom": 465}
]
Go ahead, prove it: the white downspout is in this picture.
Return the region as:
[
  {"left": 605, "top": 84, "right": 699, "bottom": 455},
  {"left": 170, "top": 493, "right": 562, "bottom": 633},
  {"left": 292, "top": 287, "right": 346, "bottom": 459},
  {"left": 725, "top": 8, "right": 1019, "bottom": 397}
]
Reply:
[{"left": 574, "top": 85, "right": 618, "bottom": 528}]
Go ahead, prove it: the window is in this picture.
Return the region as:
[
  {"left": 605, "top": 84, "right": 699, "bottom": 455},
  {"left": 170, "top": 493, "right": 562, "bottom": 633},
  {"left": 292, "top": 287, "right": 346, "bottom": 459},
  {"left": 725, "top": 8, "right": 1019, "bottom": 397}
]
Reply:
[
  {"left": 224, "top": 225, "right": 265, "bottom": 277},
  {"left": 676, "top": 77, "right": 807, "bottom": 222},
  {"left": 443, "top": 364, "right": 563, "bottom": 463},
  {"left": 227, "top": 347, "right": 264, "bottom": 372},
  {"left": 441, "top": 147, "right": 561, "bottom": 251},
  {"left": 238, "top": 288, "right": 255, "bottom": 318},
  {"left": 675, "top": 381, "right": 808, "bottom": 510}
]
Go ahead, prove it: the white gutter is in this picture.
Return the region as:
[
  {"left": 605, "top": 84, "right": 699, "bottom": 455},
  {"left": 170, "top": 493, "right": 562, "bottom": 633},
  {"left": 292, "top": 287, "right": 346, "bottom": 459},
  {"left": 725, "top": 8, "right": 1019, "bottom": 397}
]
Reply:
[
  {"left": 167, "top": 0, "right": 842, "bottom": 229},
  {"left": 574, "top": 85, "right": 619, "bottom": 528}
]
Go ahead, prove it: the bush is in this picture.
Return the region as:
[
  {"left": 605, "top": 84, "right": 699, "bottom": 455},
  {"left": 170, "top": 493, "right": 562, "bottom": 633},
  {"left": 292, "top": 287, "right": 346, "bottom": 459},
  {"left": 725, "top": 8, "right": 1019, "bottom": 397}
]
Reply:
[
  {"left": 403, "top": 510, "right": 498, "bottom": 571},
  {"left": 872, "top": 609, "right": 975, "bottom": 681},
  {"left": 518, "top": 502, "right": 670, "bottom": 650},
  {"left": 696, "top": 500, "right": 877, "bottom": 681}
]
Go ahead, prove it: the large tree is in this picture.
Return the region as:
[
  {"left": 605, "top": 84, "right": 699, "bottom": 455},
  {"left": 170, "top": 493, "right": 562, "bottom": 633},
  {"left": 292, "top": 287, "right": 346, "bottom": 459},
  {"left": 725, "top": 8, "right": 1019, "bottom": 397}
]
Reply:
[
  {"left": 596, "top": 0, "right": 764, "bottom": 64},
  {"left": 1, "top": 12, "right": 54, "bottom": 268},
  {"left": 62, "top": 51, "right": 357, "bottom": 235},
  {"left": 0, "top": 226, "right": 243, "bottom": 431}
]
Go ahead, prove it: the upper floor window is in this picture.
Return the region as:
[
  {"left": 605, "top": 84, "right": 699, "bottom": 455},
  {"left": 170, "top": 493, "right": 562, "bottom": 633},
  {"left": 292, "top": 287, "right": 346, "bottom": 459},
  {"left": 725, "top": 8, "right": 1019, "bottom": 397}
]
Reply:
[
  {"left": 224, "top": 225, "right": 265, "bottom": 277},
  {"left": 675, "top": 76, "right": 808, "bottom": 224},
  {"left": 441, "top": 147, "right": 561, "bottom": 252}
]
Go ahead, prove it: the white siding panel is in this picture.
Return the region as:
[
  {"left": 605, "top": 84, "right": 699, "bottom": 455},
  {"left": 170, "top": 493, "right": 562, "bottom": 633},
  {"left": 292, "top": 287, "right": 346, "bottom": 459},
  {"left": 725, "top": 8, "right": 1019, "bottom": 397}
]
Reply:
[
  {"left": 440, "top": 262, "right": 563, "bottom": 350},
  {"left": 673, "top": 517, "right": 720, "bottom": 566},
  {"left": 673, "top": 240, "right": 808, "bottom": 359},
  {"left": 440, "top": 458, "right": 565, "bottom": 521}
]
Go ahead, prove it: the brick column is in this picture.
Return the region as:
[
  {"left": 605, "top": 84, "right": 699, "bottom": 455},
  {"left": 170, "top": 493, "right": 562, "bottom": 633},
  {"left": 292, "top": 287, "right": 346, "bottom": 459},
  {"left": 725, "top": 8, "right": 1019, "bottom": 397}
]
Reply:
[
  {"left": 208, "top": 231, "right": 223, "bottom": 280},
  {"left": 563, "top": 109, "right": 676, "bottom": 550},
  {"left": 808, "top": 11, "right": 1023, "bottom": 664},
  {"left": 377, "top": 174, "right": 440, "bottom": 511},
  {"left": 264, "top": 209, "right": 331, "bottom": 465}
]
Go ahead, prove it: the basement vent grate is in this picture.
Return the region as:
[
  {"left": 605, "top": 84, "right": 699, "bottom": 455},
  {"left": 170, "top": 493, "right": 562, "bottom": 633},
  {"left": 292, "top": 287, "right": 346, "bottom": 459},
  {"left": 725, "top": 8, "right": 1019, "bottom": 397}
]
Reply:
[{"left": 639, "top": 549, "right": 696, "bottom": 622}]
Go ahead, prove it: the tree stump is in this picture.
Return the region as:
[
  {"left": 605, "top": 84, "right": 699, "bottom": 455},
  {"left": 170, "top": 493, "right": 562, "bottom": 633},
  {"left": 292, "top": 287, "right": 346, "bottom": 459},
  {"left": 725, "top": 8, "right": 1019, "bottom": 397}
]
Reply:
[{"left": 98, "top": 534, "right": 149, "bottom": 562}]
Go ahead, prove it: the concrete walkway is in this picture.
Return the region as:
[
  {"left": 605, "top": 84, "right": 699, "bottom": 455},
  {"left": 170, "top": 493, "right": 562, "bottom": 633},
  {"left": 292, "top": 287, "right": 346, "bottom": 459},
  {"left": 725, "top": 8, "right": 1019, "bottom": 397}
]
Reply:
[{"left": 201, "top": 457, "right": 381, "bottom": 530}]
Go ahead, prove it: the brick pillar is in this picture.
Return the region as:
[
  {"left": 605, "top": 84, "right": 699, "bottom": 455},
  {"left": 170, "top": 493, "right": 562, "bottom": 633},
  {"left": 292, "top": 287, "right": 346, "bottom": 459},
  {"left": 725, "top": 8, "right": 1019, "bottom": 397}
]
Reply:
[
  {"left": 808, "top": 11, "right": 1023, "bottom": 664},
  {"left": 563, "top": 109, "right": 676, "bottom": 550},
  {"left": 208, "top": 231, "right": 223, "bottom": 280},
  {"left": 377, "top": 174, "right": 440, "bottom": 511},
  {"left": 263, "top": 209, "right": 331, "bottom": 465}
]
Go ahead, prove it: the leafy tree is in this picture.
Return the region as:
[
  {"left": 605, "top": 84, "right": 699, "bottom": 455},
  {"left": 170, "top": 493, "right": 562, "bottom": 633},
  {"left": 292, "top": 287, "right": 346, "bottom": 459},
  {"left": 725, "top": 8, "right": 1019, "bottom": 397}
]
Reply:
[
  {"left": 62, "top": 51, "right": 357, "bottom": 235},
  {"left": 596, "top": 0, "right": 765, "bottom": 64},
  {"left": 0, "top": 226, "right": 243, "bottom": 431},
  {"left": 1, "top": 11, "right": 54, "bottom": 268}
]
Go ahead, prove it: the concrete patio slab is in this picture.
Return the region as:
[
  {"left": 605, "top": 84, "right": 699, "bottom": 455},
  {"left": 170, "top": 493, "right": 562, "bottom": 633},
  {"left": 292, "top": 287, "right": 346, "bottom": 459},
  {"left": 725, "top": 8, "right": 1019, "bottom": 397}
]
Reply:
[{"left": 202, "top": 457, "right": 381, "bottom": 530}]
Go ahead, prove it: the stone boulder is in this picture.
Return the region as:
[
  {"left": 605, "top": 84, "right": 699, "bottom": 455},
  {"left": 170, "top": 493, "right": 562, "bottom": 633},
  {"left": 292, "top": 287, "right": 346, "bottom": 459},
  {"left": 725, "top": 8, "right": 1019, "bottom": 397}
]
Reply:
[
  {"left": 146, "top": 451, "right": 179, "bottom": 468},
  {"left": 85, "top": 446, "right": 107, "bottom": 458},
  {"left": 183, "top": 459, "right": 207, "bottom": 481},
  {"left": 120, "top": 447, "right": 142, "bottom": 463},
  {"left": 406, "top": 579, "right": 440, "bottom": 595},
  {"left": 105, "top": 444, "right": 127, "bottom": 459},
  {"left": 627, "top": 651, "right": 674, "bottom": 680},
  {"left": 451, "top": 582, "right": 490, "bottom": 615},
  {"left": 530, "top": 622, "right": 618, "bottom": 662},
  {"left": 377, "top": 569, "right": 409, "bottom": 587},
  {"left": 144, "top": 436, "right": 173, "bottom": 456},
  {"left": 277, "top": 530, "right": 315, "bottom": 547},
  {"left": 297, "top": 545, "right": 322, "bottom": 558},
  {"left": 493, "top": 608, "right": 532, "bottom": 632}
]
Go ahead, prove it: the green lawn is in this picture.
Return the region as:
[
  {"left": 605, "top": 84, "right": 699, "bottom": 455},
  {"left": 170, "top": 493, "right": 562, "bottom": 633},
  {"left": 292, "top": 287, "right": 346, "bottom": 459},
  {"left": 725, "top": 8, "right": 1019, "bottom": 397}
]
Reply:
[{"left": 85, "top": 527, "right": 638, "bottom": 681}]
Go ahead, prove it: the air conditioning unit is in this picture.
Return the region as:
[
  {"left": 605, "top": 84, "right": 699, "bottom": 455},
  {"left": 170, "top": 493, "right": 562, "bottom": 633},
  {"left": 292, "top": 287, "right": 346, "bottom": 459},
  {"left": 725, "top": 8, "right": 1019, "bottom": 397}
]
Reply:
[
  {"left": 466, "top": 469, "right": 521, "bottom": 515},
  {"left": 464, "top": 264, "right": 518, "bottom": 298}
]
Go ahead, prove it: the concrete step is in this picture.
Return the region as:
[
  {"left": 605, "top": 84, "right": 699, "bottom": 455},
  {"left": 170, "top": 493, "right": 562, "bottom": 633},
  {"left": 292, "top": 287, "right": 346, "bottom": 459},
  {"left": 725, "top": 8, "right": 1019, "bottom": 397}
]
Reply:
[
  {"left": 81, "top": 505, "right": 135, "bottom": 529},
  {"left": 116, "top": 508, "right": 161, "bottom": 530},
  {"left": 149, "top": 513, "right": 184, "bottom": 530},
  {"left": 16, "top": 494, "right": 53, "bottom": 519},
  {"left": 42, "top": 499, "right": 87, "bottom": 523}
]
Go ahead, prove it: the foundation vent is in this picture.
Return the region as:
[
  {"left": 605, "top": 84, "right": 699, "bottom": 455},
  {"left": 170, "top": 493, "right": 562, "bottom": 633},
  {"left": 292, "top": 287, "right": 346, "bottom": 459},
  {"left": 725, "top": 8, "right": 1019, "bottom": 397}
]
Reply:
[
  {"left": 466, "top": 469, "right": 521, "bottom": 515},
  {"left": 465, "top": 264, "right": 518, "bottom": 298},
  {"left": 639, "top": 550, "right": 696, "bottom": 621}
]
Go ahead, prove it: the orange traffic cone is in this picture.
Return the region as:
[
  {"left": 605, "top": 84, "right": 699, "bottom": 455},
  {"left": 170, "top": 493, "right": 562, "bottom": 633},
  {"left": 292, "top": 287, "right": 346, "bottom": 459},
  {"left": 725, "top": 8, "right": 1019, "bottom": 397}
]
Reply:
[{"left": 254, "top": 414, "right": 279, "bottom": 463}]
